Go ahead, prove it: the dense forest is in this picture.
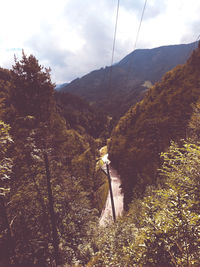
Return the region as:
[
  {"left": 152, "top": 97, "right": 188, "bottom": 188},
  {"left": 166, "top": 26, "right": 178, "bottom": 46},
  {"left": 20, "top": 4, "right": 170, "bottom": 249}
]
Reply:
[
  {"left": 54, "top": 91, "right": 110, "bottom": 140},
  {"left": 109, "top": 42, "right": 200, "bottom": 208},
  {"left": 89, "top": 42, "right": 200, "bottom": 266},
  {"left": 1, "top": 43, "right": 200, "bottom": 266},
  {"left": 0, "top": 53, "right": 108, "bottom": 266},
  {"left": 61, "top": 42, "right": 197, "bottom": 121}
]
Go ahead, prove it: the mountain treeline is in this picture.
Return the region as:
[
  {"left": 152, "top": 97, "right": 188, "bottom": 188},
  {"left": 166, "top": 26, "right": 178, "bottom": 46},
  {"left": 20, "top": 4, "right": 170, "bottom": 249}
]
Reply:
[
  {"left": 61, "top": 42, "right": 197, "bottom": 121},
  {"left": 1, "top": 42, "right": 200, "bottom": 266},
  {"left": 87, "top": 43, "right": 200, "bottom": 266},
  {"left": 89, "top": 135, "right": 200, "bottom": 266},
  {"left": 54, "top": 91, "right": 110, "bottom": 139},
  {"left": 109, "top": 42, "right": 200, "bottom": 208},
  {"left": 0, "top": 53, "right": 108, "bottom": 266}
]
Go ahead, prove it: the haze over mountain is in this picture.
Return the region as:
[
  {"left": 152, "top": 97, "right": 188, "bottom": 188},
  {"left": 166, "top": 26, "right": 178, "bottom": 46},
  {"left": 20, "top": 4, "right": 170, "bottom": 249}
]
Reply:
[
  {"left": 60, "top": 41, "right": 198, "bottom": 119},
  {"left": 55, "top": 83, "right": 69, "bottom": 90}
]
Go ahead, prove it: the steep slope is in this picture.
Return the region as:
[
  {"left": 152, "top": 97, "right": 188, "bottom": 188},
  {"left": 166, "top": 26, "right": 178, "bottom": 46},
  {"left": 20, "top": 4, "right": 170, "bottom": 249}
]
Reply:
[
  {"left": 55, "top": 91, "right": 109, "bottom": 139},
  {"left": 61, "top": 42, "right": 197, "bottom": 119},
  {"left": 108, "top": 42, "right": 200, "bottom": 209},
  {"left": 0, "top": 68, "right": 10, "bottom": 81}
]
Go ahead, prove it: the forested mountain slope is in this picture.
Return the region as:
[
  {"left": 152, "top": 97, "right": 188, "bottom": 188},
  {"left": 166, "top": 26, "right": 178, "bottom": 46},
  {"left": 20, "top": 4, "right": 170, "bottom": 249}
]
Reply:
[
  {"left": 61, "top": 42, "right": 197, "bottom": 119},
  {"left": 55, "top": 91, "right": 109, "bottom": 139},
  {"left": 1, "top": 47, "right": 200, "bottom": 265},
  {"left": 109, "top": 42, "right": 200, "bottom": 208},
  {"left": 0, "top": 54, "right": 107, "bottom": 266},
  {"left": 0, "top": 68, "right": 10, "bottom": 81}
]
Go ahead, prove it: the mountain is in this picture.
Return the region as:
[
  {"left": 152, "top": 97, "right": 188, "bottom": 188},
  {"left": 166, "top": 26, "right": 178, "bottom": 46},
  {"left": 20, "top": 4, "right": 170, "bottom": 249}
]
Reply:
[
  {"left": 0, "top": 67, "right": 10, "bottom": 81},
  {"left": 55, "top": 82, "right": 69, "bottom": 90},
  {"left": 55, "top": 91, "right": 109, "bottom": 139},
  {"left": 108, "top": 42, "right": 200, "bottom": 208},
  {"left": 61, "top": 42, "right": 198, "bottom": 119}
]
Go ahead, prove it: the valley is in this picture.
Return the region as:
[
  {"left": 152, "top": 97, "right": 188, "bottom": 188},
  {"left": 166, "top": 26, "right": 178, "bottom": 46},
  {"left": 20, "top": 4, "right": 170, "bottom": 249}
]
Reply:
[
  {"left": 99, "top": 150, "right": 124, "bottom": 226},
  {"left": 60, "top": 41, "right": 198, "bottom": 120},
  {"left": 1, "top": 42, "right": 200, "bottom": 266}
]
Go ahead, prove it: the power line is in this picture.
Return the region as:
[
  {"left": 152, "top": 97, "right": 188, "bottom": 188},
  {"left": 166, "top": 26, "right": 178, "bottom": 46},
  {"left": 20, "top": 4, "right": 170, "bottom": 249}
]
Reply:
[
  {"left": 106, "top": 0, "right": 147, "bottom": 93},
  {"left": 107, "top": 0, "right": 120, "bottom": 92},
  {"left": 193, "top": 34, "right": 200, "bottom": 52},
  {"left": 186, "top": 34, "right": 200, "bottom": 61},
  {"left": 133, "top": 0, "right": 148, "bottom": 51},
  {"left": 195, "top": 34, "right": 200, "bottom": 48},
  {"left": 125, "top": 0, "right": 148, "bottom": 90},
  {"left": 193, "top": 34, "right": 200, "bottom": 50},
  {"left": 196, "top": 34, "right": 200, "bottom": 42},
  {"left": 110, "top": 0, "right": 120, "bottom": 68}
]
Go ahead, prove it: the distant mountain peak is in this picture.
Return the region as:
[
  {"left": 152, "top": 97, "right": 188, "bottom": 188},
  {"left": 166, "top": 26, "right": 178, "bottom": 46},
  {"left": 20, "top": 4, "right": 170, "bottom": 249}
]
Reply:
[{"left": 60, "top": 41, "right": 198, "bottom": 119}]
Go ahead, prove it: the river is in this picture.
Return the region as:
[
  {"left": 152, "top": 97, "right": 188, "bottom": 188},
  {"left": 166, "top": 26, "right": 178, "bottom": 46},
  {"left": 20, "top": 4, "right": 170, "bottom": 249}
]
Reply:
[{"left": 99, "top": 153, "right": 124, "bottom": 226}]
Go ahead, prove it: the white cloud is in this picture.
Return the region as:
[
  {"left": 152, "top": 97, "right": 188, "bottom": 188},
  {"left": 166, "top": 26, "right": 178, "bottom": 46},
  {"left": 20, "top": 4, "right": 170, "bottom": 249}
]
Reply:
[{"left": 0, "top": 0, "right": 200, "bottom": 83}]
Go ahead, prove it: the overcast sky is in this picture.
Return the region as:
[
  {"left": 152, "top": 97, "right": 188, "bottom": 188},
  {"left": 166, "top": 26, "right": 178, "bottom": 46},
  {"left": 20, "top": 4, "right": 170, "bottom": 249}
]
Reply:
[{"left": 0, "top": 0, "right": 200, "bottom": 84}]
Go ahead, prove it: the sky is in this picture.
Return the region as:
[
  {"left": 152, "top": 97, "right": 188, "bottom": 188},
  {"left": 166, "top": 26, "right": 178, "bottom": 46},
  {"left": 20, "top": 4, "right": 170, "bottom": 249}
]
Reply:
[{"left": 0, "top": 0, "right": 200, "bottom": 84}]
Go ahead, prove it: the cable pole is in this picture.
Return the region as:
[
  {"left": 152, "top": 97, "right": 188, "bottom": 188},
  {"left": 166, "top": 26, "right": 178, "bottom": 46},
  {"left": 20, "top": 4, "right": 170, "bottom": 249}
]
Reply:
[{"left": 106, "top": 163, "right": 116, "bottom": 222}]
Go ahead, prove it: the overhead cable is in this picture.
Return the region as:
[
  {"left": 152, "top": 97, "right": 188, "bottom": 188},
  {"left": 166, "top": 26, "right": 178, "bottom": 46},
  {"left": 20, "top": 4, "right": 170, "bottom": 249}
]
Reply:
[
  {"left": 125, "top": 0, "right": 148, "bottom": 90},
  {"left": 107, "top": 0, "right": 120, "bottom": 91},
  {"left": 110, "top": 0, "right": 120, "bottom": 68},
  {"left": 133, "top": 0, "right": 148, "bottom": 51}
]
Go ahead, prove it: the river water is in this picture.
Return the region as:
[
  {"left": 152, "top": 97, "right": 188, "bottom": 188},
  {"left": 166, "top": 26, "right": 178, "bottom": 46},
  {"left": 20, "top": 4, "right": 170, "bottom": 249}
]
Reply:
[{"left": 99, "top": 153, "right": 124, "bottom": 226}]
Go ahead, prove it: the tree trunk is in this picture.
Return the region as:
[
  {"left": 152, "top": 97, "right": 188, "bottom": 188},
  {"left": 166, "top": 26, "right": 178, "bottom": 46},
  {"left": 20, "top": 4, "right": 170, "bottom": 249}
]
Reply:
[{"left": 43, "top": 152, "right": 59, "bottom": 266}]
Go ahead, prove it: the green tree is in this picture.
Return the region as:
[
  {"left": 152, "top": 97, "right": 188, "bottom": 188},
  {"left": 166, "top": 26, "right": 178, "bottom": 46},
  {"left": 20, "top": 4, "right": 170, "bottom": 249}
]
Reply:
[
  {"left": 2, "top": 53, "right": 99, "bottom": 266},
  {"left": 188, "top": 100, "right": 200, "bottom": 140},
  {"left": 0, "top": 121, "right": 14, "bottom": 266},
  {"left": 8, "top": 52, "right": 62, "bottom": 266},
  {"left": 10, "top": 52, "right": 55, "bottom": 124},
  {"left": 109, "top": 43, "right": 200, "bottom": 207},
  {"left": 91, "top": 140, "right": 200, "bottom": 266}
]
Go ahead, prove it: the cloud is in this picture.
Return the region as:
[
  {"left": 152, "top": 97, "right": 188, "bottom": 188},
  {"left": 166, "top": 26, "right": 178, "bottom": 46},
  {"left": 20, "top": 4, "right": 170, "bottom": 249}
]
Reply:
[
  {"left": 120, "top": 0, "right": 167, "bottom": 19},
  {"left": 26, "top": 30, "right": 75, "bottom": 82},
  {"left": 1, "top": 0, "right": 200, "bottom": 84},
  {"left": 6, "top": 48, "right": 22, "bottom": 52},
  {"left": 26, "top": 0, "right": 129, "bottom": 83},
  {"left": 181, "top": 19, "right": 200, "bottom": 44}
]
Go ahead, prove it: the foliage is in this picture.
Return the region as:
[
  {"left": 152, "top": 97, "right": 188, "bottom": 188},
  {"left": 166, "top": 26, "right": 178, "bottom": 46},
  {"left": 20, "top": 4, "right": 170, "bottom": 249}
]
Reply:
[
  {"left": 10, "top": 51, "right": 55, "bottom": 124},
  {"left": 109, "top": 42, "right": 200, "bottom": 208},
  {"left": 93, "top": 150, "right": 109, "bottom": 212},
  {"left": 91, "top": 140, "right": 200, "bottom": 266},
  {"left": 55, "top": 91, "right": 109, "bottom": 139},
  {"left": 188, "top": 100, "right": 200, "bottom": 140},
  {"left": 0, "top": 121, "right": 12, "bottom": 180},
  {"left": 1, "top": 43, "right": 200, "bottom": 266},
  {"left": 61, "top": 42, "right": 196, "bottom": 121},
  {"left": 0, "top": 70, "right": 12, "bottom": 121},
  {"left": 0, "top": 53, "right": 100, "bottom": 266},
  {"left": 0, "top": 121, "right": 13, "bottom": 266}
]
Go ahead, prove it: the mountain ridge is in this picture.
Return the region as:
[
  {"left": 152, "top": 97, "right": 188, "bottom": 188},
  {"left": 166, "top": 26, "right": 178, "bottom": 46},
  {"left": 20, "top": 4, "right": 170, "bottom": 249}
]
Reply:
[
  {"left": 60, "top": 41, "right": 198, "bottom": 119},
  {"left": 108, "top": 42, "right": 200, "bottom": 208}
]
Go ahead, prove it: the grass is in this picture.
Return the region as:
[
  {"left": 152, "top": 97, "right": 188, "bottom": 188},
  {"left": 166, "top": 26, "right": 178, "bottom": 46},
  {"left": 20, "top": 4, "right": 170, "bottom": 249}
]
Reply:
[
  {"left": 95, "top": 176, "right": 109, "bottom": 212},
  {"left": 95, "top": 145, "right": 109, "bottom": 212}
]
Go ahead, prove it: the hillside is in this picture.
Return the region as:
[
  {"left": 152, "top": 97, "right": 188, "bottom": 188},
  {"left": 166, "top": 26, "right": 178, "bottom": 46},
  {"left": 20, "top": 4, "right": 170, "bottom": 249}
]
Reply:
[
  {"left": 55, "top": 91, "right": 109, "bottom": 139},
  {"left": 1, "top": 49, "right": 200, "bottom": 266},
  {"left": 0, "top": 55, "right": 108, "bottom": 266},
  {"left": 0, "top": 68, "right": 10, "bottom": 81},
  {"left": 108, "top": 42, "right": 200, "bottom": 208},
  {"left": 61, "top": 42, "right": 197, "bottom": 119}
]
